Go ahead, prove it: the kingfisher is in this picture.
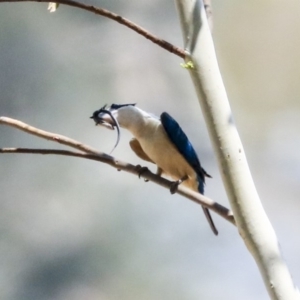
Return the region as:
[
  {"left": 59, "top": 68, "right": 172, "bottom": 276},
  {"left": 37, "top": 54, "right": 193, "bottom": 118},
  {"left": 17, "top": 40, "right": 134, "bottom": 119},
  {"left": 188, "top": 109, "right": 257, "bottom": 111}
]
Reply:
[{"left": 91, "top": 103, "right": 218, "bottom": 235}]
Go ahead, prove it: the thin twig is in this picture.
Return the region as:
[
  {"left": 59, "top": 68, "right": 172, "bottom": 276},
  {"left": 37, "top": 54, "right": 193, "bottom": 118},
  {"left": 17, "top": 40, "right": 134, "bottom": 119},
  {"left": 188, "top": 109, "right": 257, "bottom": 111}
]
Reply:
[
  {"left": 0, "top": 0, "right": 186, "bottom": 59},
  {"left": 0, "top": 118, "right": 235, "bottom": 225},
  {"left": 0, "top": 116, "right": 104, "bottom": 154}
]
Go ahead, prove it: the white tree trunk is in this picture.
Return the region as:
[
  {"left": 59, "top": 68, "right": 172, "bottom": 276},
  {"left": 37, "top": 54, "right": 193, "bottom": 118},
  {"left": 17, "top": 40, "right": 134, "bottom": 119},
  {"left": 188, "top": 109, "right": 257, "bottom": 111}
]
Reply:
[{"left": 175, "top": 1, "right": 299, "bottom": 299}]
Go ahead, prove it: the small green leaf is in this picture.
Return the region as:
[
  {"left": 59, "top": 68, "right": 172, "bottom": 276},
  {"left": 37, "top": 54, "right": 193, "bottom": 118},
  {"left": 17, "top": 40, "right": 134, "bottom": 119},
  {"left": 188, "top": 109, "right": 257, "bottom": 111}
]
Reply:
[{"left": 180, "top": 61, "right": 195, "bottom": 69}]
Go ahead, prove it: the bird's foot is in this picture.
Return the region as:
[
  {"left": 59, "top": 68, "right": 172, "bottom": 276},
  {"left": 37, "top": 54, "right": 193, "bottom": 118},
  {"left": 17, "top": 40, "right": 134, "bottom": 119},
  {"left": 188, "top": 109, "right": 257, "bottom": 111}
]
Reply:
[
  {"left": 135, "top": 165, "right": 149, "bottom": 182},
  {"left": 169, "top": 175, "right": 188, "bottom": 194}
]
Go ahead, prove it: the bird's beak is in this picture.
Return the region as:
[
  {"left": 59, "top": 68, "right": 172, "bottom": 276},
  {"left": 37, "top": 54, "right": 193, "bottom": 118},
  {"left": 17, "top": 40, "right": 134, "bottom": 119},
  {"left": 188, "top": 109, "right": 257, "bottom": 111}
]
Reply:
[
  {"left": 90, "top": 107, "right": 121, "bottom": 153},
  {"left": 90, "top": 112, "right": 115, "bottom": 130}
]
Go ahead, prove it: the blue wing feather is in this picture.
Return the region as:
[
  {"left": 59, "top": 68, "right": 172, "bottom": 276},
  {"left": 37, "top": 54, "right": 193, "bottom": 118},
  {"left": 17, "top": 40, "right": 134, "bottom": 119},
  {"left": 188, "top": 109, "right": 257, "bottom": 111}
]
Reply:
[
  {"left": 160, "top": 112, "right": 206, "bottom": 194},
  {"left": 161, "top": 112, "right": 218, "bottom": 235}
]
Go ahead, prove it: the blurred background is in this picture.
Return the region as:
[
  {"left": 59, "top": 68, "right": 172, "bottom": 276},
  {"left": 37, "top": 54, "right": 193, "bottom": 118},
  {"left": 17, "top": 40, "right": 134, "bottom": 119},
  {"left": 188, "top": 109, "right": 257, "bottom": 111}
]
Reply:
[{"left": 1, "top": 1, "right": 300, "bottom": 299}]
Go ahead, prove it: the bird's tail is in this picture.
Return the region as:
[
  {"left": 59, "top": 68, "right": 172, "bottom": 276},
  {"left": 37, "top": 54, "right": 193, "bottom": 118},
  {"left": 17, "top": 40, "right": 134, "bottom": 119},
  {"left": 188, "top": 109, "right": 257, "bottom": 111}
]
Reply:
[{"left": 202, "top": 206, "right": 218, "bottom": 235}]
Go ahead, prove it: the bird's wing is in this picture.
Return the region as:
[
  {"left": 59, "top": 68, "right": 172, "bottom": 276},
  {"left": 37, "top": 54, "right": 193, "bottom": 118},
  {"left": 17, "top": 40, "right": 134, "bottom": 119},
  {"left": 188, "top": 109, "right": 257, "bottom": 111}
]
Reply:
[
  {"left": 129, "top": 138, "right": 154, "bottom": 163},
  {"left": 202, "top": 168, "right": 212, "bottom": 178},
  {"left": 161, "top": 112, "right": 217, "bottom": 235},
  {"left": 160, "top": 112, "right": 208, "bottom": 191}
]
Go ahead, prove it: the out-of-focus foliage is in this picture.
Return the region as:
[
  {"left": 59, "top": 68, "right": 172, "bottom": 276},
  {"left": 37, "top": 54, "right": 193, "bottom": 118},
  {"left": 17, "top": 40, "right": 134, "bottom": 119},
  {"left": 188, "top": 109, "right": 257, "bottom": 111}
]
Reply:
[{"left": 0, "top": 1, "right": 299, "bottom": 299}]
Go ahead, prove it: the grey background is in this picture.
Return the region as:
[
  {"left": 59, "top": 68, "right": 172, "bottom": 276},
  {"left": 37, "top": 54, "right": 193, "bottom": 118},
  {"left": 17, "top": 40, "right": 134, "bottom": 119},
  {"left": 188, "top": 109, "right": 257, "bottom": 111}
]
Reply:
[{"left": 1, "top": 1, "right": 300, "bottom": 299}]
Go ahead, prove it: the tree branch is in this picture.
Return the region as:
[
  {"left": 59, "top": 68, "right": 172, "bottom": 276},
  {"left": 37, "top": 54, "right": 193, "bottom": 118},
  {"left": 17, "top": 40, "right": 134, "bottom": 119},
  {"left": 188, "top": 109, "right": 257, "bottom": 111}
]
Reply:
[
  {"left": 0, "top": 117, "right": 235, "bottom": 226},
  {"left": 175, "top": 0, "right": 299, "bottom": 299},
  {"left": 0, "top": 116, "right": 103, "bottom": 154},
  {"left": 0, "top": 0, "right": 186, "bottom": 59}
]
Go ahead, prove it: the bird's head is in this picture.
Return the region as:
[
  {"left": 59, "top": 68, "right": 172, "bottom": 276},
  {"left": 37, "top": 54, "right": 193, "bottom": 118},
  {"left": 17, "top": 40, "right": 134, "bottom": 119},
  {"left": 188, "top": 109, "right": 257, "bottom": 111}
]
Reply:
[
  {"left": 90, "top": 103, "right": 137, "bottom": 129},
  {"left": 90, "top": 103, "right": 136, "bottom": 153}
]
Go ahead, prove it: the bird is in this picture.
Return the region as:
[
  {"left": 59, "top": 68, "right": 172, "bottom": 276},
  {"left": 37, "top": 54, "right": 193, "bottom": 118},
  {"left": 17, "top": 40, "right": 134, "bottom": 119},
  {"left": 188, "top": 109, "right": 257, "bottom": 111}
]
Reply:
[{"left": 90, "top": 103, "right": 218, "bottom": 235}]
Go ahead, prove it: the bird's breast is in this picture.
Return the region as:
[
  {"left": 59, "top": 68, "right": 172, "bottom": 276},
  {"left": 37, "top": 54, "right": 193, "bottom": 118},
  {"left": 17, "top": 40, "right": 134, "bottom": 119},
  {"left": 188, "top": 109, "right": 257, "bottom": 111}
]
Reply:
[{"left": 136, "top": 124, "right": 199, "bottom": 191}]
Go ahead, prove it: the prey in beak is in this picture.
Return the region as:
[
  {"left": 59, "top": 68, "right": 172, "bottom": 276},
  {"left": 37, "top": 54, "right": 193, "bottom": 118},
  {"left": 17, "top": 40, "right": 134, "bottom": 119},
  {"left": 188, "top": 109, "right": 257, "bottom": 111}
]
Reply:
[
  {"left": 90, "top": 104, "right": 121, "bottom": 153},
  {"left": 90, "top": 105, "right": 115, "bottom": 130}
]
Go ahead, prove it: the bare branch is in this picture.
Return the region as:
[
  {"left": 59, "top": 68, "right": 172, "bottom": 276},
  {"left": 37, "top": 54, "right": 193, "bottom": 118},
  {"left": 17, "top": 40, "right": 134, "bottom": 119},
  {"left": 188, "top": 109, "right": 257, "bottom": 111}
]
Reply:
[
  {"left": 0, "top": 118, "right": 235, "bottom": 226},
  {"left": 175, "top": 0, "right": 299, "bottom": 298},
  {"left": 0, "top": 116, "right": 103, "bottom": 154},
  {"left": 0, "top": 0, "right": 186, "bottom": 59}
]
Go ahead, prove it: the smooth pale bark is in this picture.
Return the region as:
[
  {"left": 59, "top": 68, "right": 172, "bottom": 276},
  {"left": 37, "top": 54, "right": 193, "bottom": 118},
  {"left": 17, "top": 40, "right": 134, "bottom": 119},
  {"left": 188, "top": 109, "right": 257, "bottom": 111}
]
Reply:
[{"left": 175, "top": 1, "right": 299, "bottom": 299}]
